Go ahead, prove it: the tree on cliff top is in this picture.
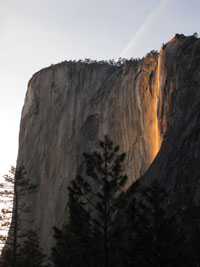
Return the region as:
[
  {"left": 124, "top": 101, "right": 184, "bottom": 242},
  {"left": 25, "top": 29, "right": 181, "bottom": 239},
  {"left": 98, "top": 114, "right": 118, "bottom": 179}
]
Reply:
[{"left": 52, "top": 136, "right": 128, "bottom": 267}]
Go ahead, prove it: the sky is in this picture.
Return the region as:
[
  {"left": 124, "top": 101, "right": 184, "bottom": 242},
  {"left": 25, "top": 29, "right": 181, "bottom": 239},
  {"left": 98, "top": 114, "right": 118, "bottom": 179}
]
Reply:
[{"left": 0, "top": 0, "right": 200, "bottom": 179}]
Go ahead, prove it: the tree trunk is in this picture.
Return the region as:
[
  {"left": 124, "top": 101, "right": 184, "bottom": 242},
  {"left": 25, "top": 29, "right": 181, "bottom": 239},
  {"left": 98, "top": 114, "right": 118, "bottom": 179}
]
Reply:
[
  {"left": 103, "top": 146, "right": 109, "bottom": 267},
  {"left": 13, "top": 180, "right": 18, "bottom": 267}
]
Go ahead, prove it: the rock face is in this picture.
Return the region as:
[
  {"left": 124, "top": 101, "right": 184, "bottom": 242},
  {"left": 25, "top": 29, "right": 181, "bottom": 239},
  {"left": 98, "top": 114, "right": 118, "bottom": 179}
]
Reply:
[
  {"left": 142, "top": 34, "right": 200, "bottom": 205},
  {"left": 16, "top": 34, "right": 200, "bottom": 253}
]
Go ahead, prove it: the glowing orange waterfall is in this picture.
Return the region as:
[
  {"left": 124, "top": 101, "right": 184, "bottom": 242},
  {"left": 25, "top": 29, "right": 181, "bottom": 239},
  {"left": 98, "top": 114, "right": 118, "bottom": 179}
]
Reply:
[{"left": 151, "top": 51, "right": 162, "bottom": 161}]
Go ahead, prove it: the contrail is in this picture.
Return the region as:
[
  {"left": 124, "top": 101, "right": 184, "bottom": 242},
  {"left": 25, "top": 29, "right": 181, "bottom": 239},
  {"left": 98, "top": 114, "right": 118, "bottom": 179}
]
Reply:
[{"left": 119, "top": 0, "right": 171, "bottom": 58}]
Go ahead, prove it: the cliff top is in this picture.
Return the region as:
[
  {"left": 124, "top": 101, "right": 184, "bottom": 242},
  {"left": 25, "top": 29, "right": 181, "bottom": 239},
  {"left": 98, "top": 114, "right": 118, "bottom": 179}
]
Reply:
[{"left": 28, "top": 33, "right": 199, "bottom": 87}]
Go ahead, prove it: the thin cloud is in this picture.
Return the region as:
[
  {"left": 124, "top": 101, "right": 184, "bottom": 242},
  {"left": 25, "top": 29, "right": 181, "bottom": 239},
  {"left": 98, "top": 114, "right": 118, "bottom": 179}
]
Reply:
[{"left": 119, "top": 0, "right": 172, "bottom": 58}]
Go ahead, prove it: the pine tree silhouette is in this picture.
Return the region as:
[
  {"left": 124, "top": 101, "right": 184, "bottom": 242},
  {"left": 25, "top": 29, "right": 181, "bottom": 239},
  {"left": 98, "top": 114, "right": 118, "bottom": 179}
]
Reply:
[{"left": 52, "top": 136, "right": 128, "bottom": 267}]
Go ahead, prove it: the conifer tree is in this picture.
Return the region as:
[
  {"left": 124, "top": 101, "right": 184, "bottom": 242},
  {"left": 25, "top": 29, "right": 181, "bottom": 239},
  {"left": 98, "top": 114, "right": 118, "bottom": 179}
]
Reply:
[
  {"left": 0, "top": 166, "right": 37, "bottom": 267},
  {"left": 51, "top": 192, "right": 92, "bottom": 267},
  {"left": 52, "top": 136, "right": 128, "bottom": 267},
  {"left": 17, "top": 230, "right": 47, "bottom": 267},
  {"left": 127, "top": 180, "right": 186, "bottom": 267}
]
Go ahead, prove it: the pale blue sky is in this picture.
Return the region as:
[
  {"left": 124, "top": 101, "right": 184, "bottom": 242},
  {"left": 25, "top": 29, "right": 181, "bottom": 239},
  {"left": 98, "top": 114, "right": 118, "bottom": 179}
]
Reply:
[{"left": 0, "top": 0, "right": 199, "bottom": 178}]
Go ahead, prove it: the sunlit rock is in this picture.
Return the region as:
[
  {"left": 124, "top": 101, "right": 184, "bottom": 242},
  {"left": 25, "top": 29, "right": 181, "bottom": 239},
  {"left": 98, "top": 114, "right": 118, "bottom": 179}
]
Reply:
[{"left": 16, "top": 34, "right": 200, "bottom": 253}]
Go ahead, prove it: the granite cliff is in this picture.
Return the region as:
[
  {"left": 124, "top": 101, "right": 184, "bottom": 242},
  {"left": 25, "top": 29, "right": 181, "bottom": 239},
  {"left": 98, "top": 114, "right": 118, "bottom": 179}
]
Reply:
[
  {"left": 16, "top": 34, "right": 200, "bottom": 253},
  {"left": 141, "top": 34, "right": 200, "bottom": 205}
]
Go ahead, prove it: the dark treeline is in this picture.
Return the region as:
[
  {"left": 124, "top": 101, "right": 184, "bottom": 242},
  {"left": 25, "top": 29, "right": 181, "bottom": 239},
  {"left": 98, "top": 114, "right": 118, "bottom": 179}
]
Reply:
[{"left": 1, "top": 136, "right": 200, "bottom": 266}]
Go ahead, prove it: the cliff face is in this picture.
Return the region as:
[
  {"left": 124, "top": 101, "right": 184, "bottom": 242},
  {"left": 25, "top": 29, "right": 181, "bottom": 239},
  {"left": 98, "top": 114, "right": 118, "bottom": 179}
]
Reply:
[
  {"left": 17, "top": 34, "right": 200, "bottom": 253},
  {"left": 142, "top": 35, "right": 200, "bottom": 205}
]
